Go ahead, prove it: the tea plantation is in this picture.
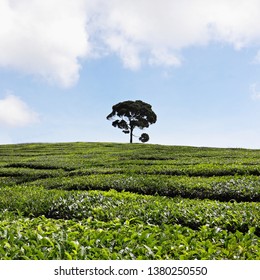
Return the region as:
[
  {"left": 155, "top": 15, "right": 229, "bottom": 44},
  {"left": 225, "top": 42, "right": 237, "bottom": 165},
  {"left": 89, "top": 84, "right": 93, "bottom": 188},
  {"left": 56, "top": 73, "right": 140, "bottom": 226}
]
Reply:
[{"left": 0, "top": 142, "right": 259, "bottom": 259}]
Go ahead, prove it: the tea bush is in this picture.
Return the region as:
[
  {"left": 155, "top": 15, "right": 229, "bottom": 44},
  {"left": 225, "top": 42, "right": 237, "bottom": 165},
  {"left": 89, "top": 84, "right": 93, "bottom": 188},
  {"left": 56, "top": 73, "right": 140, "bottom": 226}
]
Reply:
[
  {"left": 0, "top": 142, "right": 260, "bottom": 259},
  {"left": 0, "top": 216, "right": 259, "bottom": 260}
]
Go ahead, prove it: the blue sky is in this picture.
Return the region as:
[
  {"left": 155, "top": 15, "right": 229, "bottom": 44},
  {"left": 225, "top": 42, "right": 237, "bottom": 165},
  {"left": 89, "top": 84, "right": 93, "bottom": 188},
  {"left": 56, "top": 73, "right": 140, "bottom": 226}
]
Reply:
[{"left": 1, "top": 0, "right": 260, "bottom": 148}]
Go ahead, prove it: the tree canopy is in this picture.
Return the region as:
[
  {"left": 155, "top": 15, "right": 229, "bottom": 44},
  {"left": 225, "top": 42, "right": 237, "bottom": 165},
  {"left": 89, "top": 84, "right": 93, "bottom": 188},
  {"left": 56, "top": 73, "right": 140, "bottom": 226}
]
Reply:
[{"left": 106, "top": 100, "right": 157, "bottom": 143}]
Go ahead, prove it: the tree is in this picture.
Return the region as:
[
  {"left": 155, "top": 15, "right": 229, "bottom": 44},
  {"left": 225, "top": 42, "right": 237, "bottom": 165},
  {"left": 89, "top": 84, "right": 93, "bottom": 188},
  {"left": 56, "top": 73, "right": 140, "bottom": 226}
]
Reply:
[{"left": 106, "top": 100, "right": 157, "bottom": 143}]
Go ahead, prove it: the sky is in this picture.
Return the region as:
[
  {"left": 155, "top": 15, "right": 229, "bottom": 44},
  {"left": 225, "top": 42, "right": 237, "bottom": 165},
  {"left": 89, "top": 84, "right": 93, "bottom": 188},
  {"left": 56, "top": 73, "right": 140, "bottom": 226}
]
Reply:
[{"left": 1, "top": 0, "right": 260, "bottom": 148}]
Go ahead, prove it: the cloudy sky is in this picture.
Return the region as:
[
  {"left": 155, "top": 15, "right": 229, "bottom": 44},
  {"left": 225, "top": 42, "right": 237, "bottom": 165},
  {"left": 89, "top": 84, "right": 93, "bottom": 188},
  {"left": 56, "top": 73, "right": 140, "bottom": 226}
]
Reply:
[{"left": 1, "top": 0, "right": 260, "bottom": 148}]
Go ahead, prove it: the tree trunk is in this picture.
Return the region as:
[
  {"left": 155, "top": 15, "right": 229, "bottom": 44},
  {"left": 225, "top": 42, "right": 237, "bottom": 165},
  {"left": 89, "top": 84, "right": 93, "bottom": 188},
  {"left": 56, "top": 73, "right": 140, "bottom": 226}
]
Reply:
[{"left": 130, "top": 126, "right": 133, "bottom": 143}]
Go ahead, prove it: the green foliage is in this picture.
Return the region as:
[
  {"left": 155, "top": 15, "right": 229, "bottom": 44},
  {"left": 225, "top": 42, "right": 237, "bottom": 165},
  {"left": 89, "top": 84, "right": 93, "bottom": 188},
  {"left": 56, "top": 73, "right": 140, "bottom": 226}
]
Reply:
[
  {"left": 29, "top": 174, "right": 260, "bottom": 202},
  {"left": 107, "top": 100, "right": 157, "bottom": 143},
  {"left": 1, "top": 216, "right": 259, "bottom": 260},
  {"left": 0, "top": 142, "right": 260, "bottom": 259},
  {"left": 0, "top": 188, "right": 259, "bottom": 235},
  {"left": 139, "top": 133, "right": 149, "bottom": 143}
]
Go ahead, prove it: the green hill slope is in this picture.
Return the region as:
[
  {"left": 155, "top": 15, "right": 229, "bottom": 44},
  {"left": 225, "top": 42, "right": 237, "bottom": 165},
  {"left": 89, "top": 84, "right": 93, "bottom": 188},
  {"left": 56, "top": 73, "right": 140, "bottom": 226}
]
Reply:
[{"left": 0, "top": 142, "right": 259, "bottom": 259}]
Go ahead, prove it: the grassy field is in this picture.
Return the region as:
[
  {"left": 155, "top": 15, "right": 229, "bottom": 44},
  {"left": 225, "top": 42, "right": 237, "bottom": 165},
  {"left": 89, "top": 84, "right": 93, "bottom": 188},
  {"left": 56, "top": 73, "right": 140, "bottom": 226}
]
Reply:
[{"left": 0, "top": 142, "right": 260, "bottom": 260}]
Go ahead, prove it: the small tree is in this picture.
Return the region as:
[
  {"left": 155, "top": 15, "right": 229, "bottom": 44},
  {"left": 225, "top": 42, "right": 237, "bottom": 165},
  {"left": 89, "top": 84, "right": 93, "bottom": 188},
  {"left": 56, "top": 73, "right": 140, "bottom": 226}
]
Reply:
[{"left": 106, "top": 100, "right": 157, "bottom": 143}]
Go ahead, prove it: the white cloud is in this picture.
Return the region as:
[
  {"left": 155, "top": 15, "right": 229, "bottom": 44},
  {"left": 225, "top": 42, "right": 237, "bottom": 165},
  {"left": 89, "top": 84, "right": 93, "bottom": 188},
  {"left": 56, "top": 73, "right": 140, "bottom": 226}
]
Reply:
[
  {"left": 149, "top": 49, "right": 181, "bottom": 67},
  {"left": 2, "top": 0, "right": 260, "bottom": 86},
  {"left": 0, "top": 94, "right": 39, "bottom": 127},
  {"left": 0, "top": 0, "right": 89, "bottom": 88},
  {"left": 90, "top": 0, "right": 260, "bottom": 68},
  {"left": 104, "top": 35, "right": 141, "bottom": 70}
]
